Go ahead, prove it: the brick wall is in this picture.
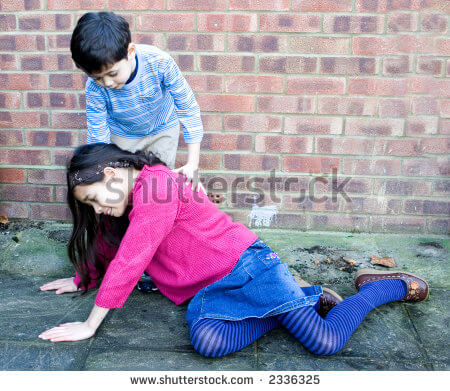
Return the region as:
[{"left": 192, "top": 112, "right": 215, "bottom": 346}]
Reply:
[{"left": 0, "top": 0, "right": 449, "bottom": 234}]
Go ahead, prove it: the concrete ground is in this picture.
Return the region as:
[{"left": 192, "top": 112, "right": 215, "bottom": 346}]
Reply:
[{"left": 0, "top": 221, "right": 448, "bottom": 371}]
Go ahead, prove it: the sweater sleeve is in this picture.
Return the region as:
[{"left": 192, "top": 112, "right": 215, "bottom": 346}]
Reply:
[
  {"left": 159, "top": 55, "right": 204, "bottom": 144},
  {"left": 85, "top": 80, "right": 111, "bottom": 144},
  {"left": 94, "top": 171, "right": 179, "bottom": 308}
]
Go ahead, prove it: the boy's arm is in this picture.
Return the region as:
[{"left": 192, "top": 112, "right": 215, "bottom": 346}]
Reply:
[{"left": 85, "top": 84, "right": 111, "bottom": 144}]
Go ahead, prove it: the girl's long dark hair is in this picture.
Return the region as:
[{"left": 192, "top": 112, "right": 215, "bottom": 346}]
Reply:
[{"left": 67, "top": 143, "right": 164, "bottom": 292}]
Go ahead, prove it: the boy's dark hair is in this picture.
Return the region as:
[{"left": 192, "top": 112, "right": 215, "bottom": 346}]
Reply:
[{"left": 71, "top": 12, "right": 131, "bottom": 74}]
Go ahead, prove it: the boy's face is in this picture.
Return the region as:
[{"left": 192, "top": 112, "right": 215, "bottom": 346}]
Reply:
[{"left": 89, "top": 44, "right": 136, "bottom": 89}]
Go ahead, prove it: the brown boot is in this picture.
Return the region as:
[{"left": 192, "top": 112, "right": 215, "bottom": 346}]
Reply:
[
  {"left": 293, "top": 276, "right": 343, "bottom": 317},
  {"left": 354, "top": 268, "right": 429, "bottom": 302}
]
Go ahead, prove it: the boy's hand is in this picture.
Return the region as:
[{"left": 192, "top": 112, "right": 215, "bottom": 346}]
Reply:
[
  {"left": 39, "top": 321, "right": 95, "bottom": 342},
  {"left": 173, "top": 163, "right": 206, "bottom": 194},
  {"left": 40, "top": 278, "right": 79, "bottom": 294}
]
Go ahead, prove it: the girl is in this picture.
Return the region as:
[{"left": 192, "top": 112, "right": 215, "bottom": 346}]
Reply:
[{"left": 39, "top": 143, "right": 429, "bottom": 357}]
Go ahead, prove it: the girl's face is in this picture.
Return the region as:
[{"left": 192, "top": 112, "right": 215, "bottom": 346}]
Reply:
[{"left": 74, "top": 167, "right": 135, "bottom": 217}]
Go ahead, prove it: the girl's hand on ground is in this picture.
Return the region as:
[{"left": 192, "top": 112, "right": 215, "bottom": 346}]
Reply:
[
  {"left": 173, "top": 164, "right": 207, "bottom": 194},
  {"left": 40, "top": 278, "right": 79, "bottom": 294},
  {"left": 38, "top": 322, "right": 95, "bottom": 342}
]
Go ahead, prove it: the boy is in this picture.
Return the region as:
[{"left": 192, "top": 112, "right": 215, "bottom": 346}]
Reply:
[{"left": 70, "top": 11, "right": 203, "bottom": 187}]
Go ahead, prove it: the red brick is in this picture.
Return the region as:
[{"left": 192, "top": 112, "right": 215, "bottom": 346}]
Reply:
[
  {"left": 402, "top": 158, "right": 444, "bottom": 177},
  {"left": 387, "top": 12, "right": 418, "bottom": 32},
  {"left": 0, "top": 14, "right": 16, "bottom": 30},
  {"left": 353, "top": 36, "right": 434, "bottom": 55},
  {"left": 369, "top": 216, "right": 426, "bottom": 234},
  {"left": 137, "top": 14, "right": 195, "bottom": 31},
  {"left": 412, "top": 97, "right": 439, "bottom": 115},
  {"left": 30, "top": 203, "right": 71, "bottom": 220},
  {"left": 348, "top": 77, "right": 407, "bottom": 96},
  {"left": 260, "top": 14, "right": 320, "bottom": 33},
  {"left": 0, "top": 149, "right": 51, "bottom": 165},
  {"left": 406, "top": 117, "right": 439, "bottom": 135},
  {"left": 290, "top": 37, "right": 350, "bottom": 54},
  {"left": 374, "top": 179, "right": 431, "bottom": 196},
  {"left": 199, "top": 55, "right": 255, "bottom": 73},
  {"left": 167, "top": 0, "right": 226, "bottom": 10},
  {"left": 49, "top": 74, "right": 77, "bottom": 89},
  {"left": 284, "top": 116, "right": 342, "bottom": 135},
  {"left": 167, "top": 34, "right": 225, "bottom": 52},
  {"left": 346, "top": 117, "right": 404, "bottom": 136},
  {"left": 18, "top": 14, "right": 72, "bottom": 31},
  {"left": 0, "top": 92, "right": 21, "bottom": 109},
  {"left": 197, "top": 94, "right": 254, "bottom": 113},
  {"left": 0, "top": 54, "right": 18, "bottom": 70},
  {"left": 434, "top": 180, "right": 450, "bottom": 196},
  {"left": 55, "top": 186, "right": 67, "bottom": 202},
  {"left": 427, "top": 219, "right": 449, "bottom": 234},
  {"left": 28, "top": 92, "right": 78, "bottom": 109},
  {"left": 27, "top": 169, "right": 66, "bottom": 185},
  {"left": 441, "top": 100, "right": 450, "bottom": 118},
  {"left": 282, "top": 156, "right": 339, "bottom": 174},
  {"left": 52, "top": 149, "right": 74, "bottom": 166},
  {"left": 417, "top": 56, "right": 443, "bottom": 76},
  {"left": 14, "top": 34, "right": 45, "bottom": 51},
  {"left": 48, "top": 34, "right": 71, "bottom": 51},
  {"left": 225, "top": 75, "right": 284, "bottom": 94},
  {"left": 408, "top": 76, "right": 450, "bottom": 98},
  {"left": 342, "top": 158, "right": 401, "bottom": 176},
  {"left": 259, "top": 56, "right": 316, "bottom": 73},
  {"left": 320, "top": 57, "right": 376, "bottom": 75},
  {"left": 198, "top": 13, "right": 257, "bottom": 32},
  {"left": 355, "top": 0, "right": 422, "bottom": 12},
  {"left": 224, "top": 114, "right": 282, "bottom": 133},
  {"left": 379, "top": 98, "right": 410, "bottom": 117},
  {"left": 47, "top": 0, "right": 104, "bottom": 9},
  {"left": 421, "top": 12, "right": 448, "bottom": 32},
  {"left": 420, "top": 138, "right": 449, "bottom": 154},
  {"left": 257, "top": 96, "right": 315, "bottom": 114},
  {"left": 0, "top": 129, "right": 23, "bottom": 146},
  {"left": 5, "top": 74, "right": 47, "bottom": 90},
  {"left": 0, "top": 202, "right": 28, "bottom": 218},
  {"left": 441, "top": 120, "right": 450, "bottom": 135},
  {"left": 383, "top": 56, "right": 410, "bottom": 75},
  {"left": 224, "top": 154, "right": 279, "bottom": 171},
  {"left": 374, "top": 139, "right": 423, "bottom": 156},
  {"left": 185, "top": 75, "right": 222, "bottom": 93},
  {"left": 0, "top": 168, "right": 26, "bottom": 184},
  {"left": 292, "top": 0, "right": 352, "bottom": 11},
  {"left": 199, "top": 134, "right": 252, "bottom": 152},
  {"left": 287, "top": 77, "right": 345, "bottom": 95},
  {"left": 228, "top": 35, "right": 288, "bottom": 53},
  {"left": 172, "top": 54, "right": 194, "bottom": 71},
  {"left": 324, "top": 15, "right": 383, "bottom": 33},
  {"left": 318, "top": 97, "right": 377, "bottom": 115},
  {"left": 132, "top": 33, "right": 165, "bottom": 49},
  {"left": 0, "top": 0, "right": 43, "bottom": 11},
  {"left": 26, "top": 130, "right": 78, "bottom": 147},
  {"left": 255, "top": 135, "right": 313, "bottom": 154},
  {"left": 344, "top": 197, "right": 402, "bottom": 215},
  {"left": 0, "top": 111, "right": 48, "bottom": 128},
  {"left": 310, "top": 214, "right": 367, "bottom": 232},
  {"left": 201, "top": 114, "right": 222, "bottom": 131},
  {"left": 107, "top": 0, "right": 164, "bottom": 10},
  {"left": 1, "top": 184, "right": 52, "bottom": 202},
  {"left": 316, "top": 137, "right": 373, "bottom": 155},
  {"left": 405, "top": 200, "right": 450, "bottom": 215},
  {"left": 229, "top": 0, "right": 289, "bottom": 10},
  {"left": 52, "top": 112, "right": 87, "bottom": 129},
  {"left": 284, "top": 195, "right": 340, "bottom": 213}
]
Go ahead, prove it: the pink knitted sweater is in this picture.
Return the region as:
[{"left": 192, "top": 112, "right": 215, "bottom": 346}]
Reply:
[{"left": 73, "top": 164, "right": 258, "bottom": 308}]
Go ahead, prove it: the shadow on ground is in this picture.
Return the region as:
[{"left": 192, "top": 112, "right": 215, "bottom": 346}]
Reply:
[{"left": 0, "top": 221, "right": 448, "bottom": 370}]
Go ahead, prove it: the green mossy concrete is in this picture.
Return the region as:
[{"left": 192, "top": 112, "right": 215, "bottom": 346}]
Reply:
[{"left": 0, "top": 223, "right": 448, "bottom": 370}]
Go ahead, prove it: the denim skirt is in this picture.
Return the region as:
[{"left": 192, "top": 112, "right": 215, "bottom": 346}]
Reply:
[{"left": 186, "top": 239, "right": 322, "bottom": 329}]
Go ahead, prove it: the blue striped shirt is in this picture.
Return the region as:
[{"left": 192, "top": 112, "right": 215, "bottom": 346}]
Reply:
[{"left": 85, "top": 44, "right": 204, "bottom": 144}]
